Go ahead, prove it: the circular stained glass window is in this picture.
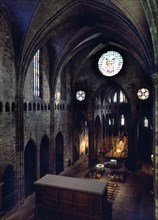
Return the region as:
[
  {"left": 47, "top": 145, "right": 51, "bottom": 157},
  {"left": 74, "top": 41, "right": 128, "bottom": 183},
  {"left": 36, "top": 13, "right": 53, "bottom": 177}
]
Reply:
[
  {"left": 98, "top": 51, "right": 123, "bottom": 76},
  {"left": 76, "top": 90, "right": 86, "bottom": 101},
  {"left": 137, "top": 88, "right": 149, "bottom": 100}
]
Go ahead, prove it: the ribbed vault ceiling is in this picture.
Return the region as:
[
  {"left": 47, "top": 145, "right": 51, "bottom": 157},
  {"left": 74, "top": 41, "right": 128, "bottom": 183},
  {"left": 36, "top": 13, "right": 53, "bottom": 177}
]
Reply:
[{"left": 1, "top": 0, "right": 154, "bottom": 86}]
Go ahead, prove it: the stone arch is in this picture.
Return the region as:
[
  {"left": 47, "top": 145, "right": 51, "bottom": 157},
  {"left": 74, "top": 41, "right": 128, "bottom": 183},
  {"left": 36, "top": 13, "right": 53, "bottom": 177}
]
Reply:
[
  {"left": 11, "top": 102, "right": 15, "bottom": 112},
  {"left": 137, "top": 116, "right": 152, "bottom": 161},
  {"left": 41, "top": 103, "right": 43, "bottom": 111},
  {"left": 24, "top": 102, "right": 27, "bottom": 111},
  {"left": 33, "top": 103, "right": 36, "bottom": 111},
  {"left": 44, "top": 103, "right": 47, "bottom": 110},
  {"left": 74, "top": 135, "right": 80, "bottom": 162},
  {"left": 40, "top": 134, "right": 50, "bottom": 177},
  {"left": 55, "top": 132, "right": 64, "bottom": 175},
  {"left": 0, "top": 102, "right": 3, "bottom": 112},
  {"left": 74, "top": 113, "right": 89, "bottom": 160},
  {"left": 28, "top": 103, "right": 32, "bottom": 111},
  {"left": 24, "top": 139, "right": 37, "bottom": 198},
  {"left": 5, "top": 102, "right": 10, "bottom": 112},
  {"left": 57, "top": 103, "right": 59, "bottom": 110},
  {"left": 101, "top": 86, "right": 130, "bottom": 159},
  {"left": 2, "top": 164, "right": 15, "bottom": 212},
  {"left": 48, "top": 103, "right": 50, "bottom": 110},
  {"left": 103, "top": 114, "right": 105, "bottom": 139},
  {"left": 37, "top": 103, "right": 40, "bottom": 111}
]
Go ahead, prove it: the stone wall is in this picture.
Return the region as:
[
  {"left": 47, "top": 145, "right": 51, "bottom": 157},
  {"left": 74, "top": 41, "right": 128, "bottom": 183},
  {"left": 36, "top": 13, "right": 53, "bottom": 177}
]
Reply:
[
  {"left": 0, "top": 6, "right": 16, "bottom": 170},
  {"left": 53, "top": 64, "right": 73, "bottom": 168},
  {"left": 23, "top": 45, "right": 50, "bottom": 179}
]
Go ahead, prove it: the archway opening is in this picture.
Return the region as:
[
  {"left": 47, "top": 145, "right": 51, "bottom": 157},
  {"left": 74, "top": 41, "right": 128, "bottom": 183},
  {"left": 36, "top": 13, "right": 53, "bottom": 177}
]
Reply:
[
  {"left": 40, "top": 135, "right": 49, "bottom": 177},
  {"left": 55, "top": 132, "right": 64, "bottom": 174},
  {"left": 97, "top": 89, "right": 129, "bottom": 160},
  {"left": 95, "top": 115, "right": 101, "bottom": 158},
  {"left": 137, "top": 117, "right": 152, "bottom": 161},
  {"left": 74, "top": 113, "right": 89, "bottom": 162},
  {"left": 24, "top": 140, "right": 37, "bottom": 197},
  {"left": 3, "top": 165, "right": 15, "bottom": 212}
]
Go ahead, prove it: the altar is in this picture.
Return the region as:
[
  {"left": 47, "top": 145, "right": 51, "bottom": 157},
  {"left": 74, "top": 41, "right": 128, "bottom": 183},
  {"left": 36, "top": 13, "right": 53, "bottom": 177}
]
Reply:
[{"left": 34, "top": 174, "right": 110, "bottom": 220}]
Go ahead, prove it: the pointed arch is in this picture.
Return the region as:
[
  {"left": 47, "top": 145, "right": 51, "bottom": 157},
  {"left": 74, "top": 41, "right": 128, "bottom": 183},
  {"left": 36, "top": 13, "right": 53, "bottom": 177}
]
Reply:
[
  {"left": 95, "top": 115, "right": 102, "bottom": 156},
  {"left": 137, "top": 117, "right": 152, "bottom": 160},
  {"left": 103, "top": 114, "right": 105, "bottom": 139},
  {"left": 74, "top": 135, "right": 80, "bottom": 162},
  {"left": 24, "top": 139, "right": 37, "bottom": 197},
  {"left": 74, "top": 113, "right": 89, "bottom": 160},
  {"left": 5, "top": 102, "right": 10, "bottom": 112},
  {"left": 2, "top": 165, "right": 15, "bottom": 212},
  {"left": 0, "top": 102, "right": 3, "bottom": 112},
  {"left": 55, "top": 132, "right": 64, "bottom": 174},
  {"left": 40, "top": 134, "right": 50, "bottom": 177}
]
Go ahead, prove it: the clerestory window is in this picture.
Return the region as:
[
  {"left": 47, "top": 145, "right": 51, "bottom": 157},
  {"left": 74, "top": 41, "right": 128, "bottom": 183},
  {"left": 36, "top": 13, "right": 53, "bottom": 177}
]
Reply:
[{"left": 33, "top": 49, "right": 40, "bottom": 97}]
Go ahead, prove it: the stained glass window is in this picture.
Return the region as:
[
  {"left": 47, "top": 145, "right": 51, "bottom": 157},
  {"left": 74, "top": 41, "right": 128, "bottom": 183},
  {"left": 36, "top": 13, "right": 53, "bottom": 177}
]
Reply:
[
  {"left": 109, "top": 118, "right": 114, "bottom": 125},
  {"left": 144, "top": 117, "right": 148, "bottom": 127},
  {"left": 120, "top": 90, "right": 127, "bottom": 103},
  {"left": 33, "top": 50, "right": 40, "bottom": 97},
  {"left": 121, "top": 114, "right": 125, "bottom": 126},
  {"left": 98, "top": 51, "right": 123, "bottom": 76},
  {"left": 108, "top": 90, "right": 127, "bottom": 104},
  {"left": 76, "top": 90, "right": 86, "bottom": 101},
  {"left": 137, "top": 88, "right": 149, "bottom": 100},
  {"left": 108, "top": 97, "right": 112, "bottom": 102},
  {"left": 108, "top": 118, "right": 111, "bottom": 125},
  {"left": 113, "top": 92, "right": 117, "bottom": 102}
]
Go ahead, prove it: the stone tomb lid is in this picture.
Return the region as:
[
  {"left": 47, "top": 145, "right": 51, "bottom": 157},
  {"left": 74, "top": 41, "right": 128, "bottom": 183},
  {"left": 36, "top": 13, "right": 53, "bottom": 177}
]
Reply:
[{"left": 34, "top": 174, "right": 107, "bottom": 195}]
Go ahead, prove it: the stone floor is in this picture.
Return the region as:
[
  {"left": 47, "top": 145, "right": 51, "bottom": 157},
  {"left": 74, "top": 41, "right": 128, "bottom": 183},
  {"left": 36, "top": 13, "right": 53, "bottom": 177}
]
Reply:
[{"left": 1, "top": 157, "right": 154, "bottom": 220}]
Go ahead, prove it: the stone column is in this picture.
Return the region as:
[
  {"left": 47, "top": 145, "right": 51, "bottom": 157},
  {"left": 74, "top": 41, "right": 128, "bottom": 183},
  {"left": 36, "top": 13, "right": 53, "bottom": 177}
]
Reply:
[
  {"left": 15, "top": 95, "right": 24, "bottom": 206},
  {"left": 152, "top": 73, "right": 158, "bottom": 220},
  {"left": 87, "top": 102, "right": 97, "bottom": 168},
  {"left": 127, "top": 104, "right": 138, "bottom": 170},
  {"left": 99, "top": 112, "right": 103, "bottom": 153},
  {"left": 88, "top": 119, "right": 96, "bottom": 167},
  {"left": 50, "top": 97, "right": 55, "bottom": 174}
]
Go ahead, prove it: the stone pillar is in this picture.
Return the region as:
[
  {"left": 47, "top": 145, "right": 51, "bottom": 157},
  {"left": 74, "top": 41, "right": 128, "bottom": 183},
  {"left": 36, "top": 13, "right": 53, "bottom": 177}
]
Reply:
[
  {"left": 152, "top": 73, "right": 158, "bottom": 220},
  {"left": 88, "top": 119, "right": 95, "bottom": 167},
  {"left": 127, "top": 105, "right": 138, "bottom": 170},
  {"left": 50, "top": 97, "right": 56, "bottom": 174},
  {"left": 15, "top": 95, "right": 24, "bottom": 206},
  {"left": 99, "top": 113, "right": 103, "bottom": 153},
  {"left": 88, "top": 104, "right": 97, "bottom": 167}
]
